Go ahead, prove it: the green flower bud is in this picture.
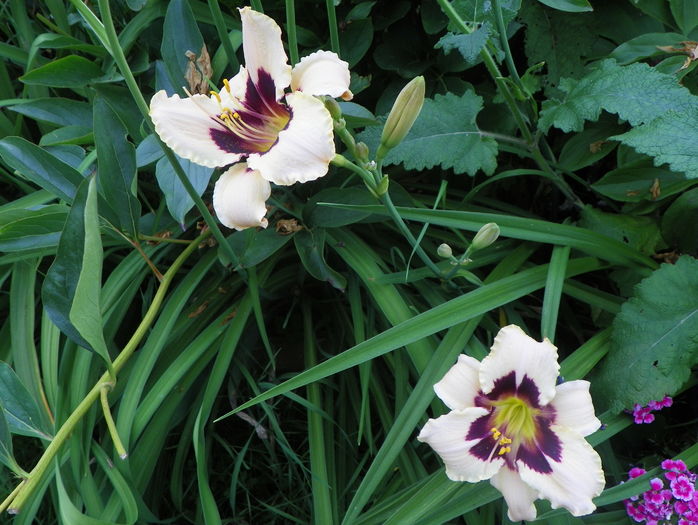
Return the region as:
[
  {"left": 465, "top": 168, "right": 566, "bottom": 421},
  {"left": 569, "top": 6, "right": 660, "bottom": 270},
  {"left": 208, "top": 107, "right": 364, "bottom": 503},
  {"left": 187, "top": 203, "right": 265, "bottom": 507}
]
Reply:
[
  {"left": 471, "top": 223, "right": 500, "bottom": 251},
  {"left": 324, "top": 96, "right": 342, "bottom": 121},
  {"left": 377, "top": 76, "right": 425, "bottom": 160},
  {"left": 437, "top": 243, "right": 453, "bottom": 258},
  {"left": 355, "top": 142, "right": 369, "bottom": 163},
  {"left": 374, "top": 175, "right": 390, "bottom": 197}
]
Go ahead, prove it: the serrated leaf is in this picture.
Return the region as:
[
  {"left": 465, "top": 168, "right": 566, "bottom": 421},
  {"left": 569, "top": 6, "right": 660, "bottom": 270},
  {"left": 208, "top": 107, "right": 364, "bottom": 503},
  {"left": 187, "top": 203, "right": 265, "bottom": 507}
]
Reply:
[
  {"left": 0, "top": 362, "right": 52, "bottom": 440},
  {"left": 520, "top": 2, "right": 599, "bottom": 92},
  {"left": 93, "top": 96, "right": 140, "bottom": 237},
  {"left": 539, "top": 59, "right": 695, "bottom": 132},
  {"left": 357, "top": 91, "right": 498, "bottom": 175},
  {"left": 435, "top": 26, "right": 490, "bottom": 64},
  {"left": 155, "top": 155, "right": 212, "bottom": 227},
  {"left": 595, "top": 256, "right": 698, "bottom": 411},
  {"left": 612, "top": 107, "right": 698, "bottom": 179},
  {"left": 0, "top": 205, "right": 68, "bottom": 252},
  {"left": 449, "top": 0, "right": 521, "bottom": 36}
]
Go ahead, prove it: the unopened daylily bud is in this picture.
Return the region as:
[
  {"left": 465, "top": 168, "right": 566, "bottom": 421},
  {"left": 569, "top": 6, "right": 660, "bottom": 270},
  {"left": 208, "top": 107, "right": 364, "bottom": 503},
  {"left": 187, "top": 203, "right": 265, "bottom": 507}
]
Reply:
[
  {"left": 355, "top": 142, "right": 369, "bottom": 162},
  {"left": 471, "top": 223, "right": 500, "bottom": 251},
  {"left": 437, "top": 243, "right": 453, "bottom": 258},
  {"left": 324, "top": 97, "right": 342, "bottom": 121},
  {"left": 377, "top": 76, "right": 425, "bottom": 160}
]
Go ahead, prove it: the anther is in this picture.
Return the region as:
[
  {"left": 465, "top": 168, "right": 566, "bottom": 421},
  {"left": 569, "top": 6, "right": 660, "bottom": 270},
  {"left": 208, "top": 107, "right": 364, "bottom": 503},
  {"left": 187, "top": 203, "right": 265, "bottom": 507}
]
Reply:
[
  {"left": 210, "top": 91, "right": 222, "bottom": 103},
  {"left": 223, "top": 79, "right": 231, "bottom": 92},
  {"left": 498, "top": 446, "right": 511, "bottom": 456}
]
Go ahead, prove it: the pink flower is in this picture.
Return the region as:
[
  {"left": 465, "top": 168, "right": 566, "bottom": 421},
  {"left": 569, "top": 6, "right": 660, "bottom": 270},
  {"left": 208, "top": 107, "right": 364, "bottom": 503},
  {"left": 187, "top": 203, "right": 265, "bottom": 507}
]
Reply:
[
  {"left": 671, "top": 475, "right": 695, "bottom": 501},
  {"left": 629, "top": 467, "right": 647, "bottom": 479}
]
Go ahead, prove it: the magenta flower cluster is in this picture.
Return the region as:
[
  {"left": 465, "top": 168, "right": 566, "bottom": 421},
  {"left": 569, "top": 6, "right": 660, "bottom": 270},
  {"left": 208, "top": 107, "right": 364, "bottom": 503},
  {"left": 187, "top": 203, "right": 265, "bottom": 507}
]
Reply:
[
  {"left": 624, "top": 459, "right": 698, "bottom": 525},
  {"left": 633, "top": 396, "right": 673, "bottom": 424}
]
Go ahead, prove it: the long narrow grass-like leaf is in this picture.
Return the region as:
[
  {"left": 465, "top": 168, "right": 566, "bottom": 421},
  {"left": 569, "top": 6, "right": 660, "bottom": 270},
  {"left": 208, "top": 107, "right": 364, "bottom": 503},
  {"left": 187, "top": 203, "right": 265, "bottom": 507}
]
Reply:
[
  {"left": 541, "top": 245, "right": 571, "bottom": 342},
  {"left": 219, "top": 256, "right": 602, "bottom": 420}
]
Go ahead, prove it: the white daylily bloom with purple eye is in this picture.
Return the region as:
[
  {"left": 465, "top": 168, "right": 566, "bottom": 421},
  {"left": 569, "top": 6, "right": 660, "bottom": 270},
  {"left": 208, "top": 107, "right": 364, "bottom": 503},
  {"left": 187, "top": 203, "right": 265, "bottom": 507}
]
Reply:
[
  {"left": 418, "top": 325, "right": 605, "bottom": 522},
  {"left": 149, "top": 6, "right": 352, "bottom": 230}
]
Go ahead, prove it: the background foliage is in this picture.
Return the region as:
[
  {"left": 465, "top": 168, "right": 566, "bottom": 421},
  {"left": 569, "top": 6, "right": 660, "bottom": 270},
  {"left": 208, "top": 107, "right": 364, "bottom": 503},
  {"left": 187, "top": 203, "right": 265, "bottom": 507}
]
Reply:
[{"left": 0, "top": 0, "right": 697, "bottom": 523}]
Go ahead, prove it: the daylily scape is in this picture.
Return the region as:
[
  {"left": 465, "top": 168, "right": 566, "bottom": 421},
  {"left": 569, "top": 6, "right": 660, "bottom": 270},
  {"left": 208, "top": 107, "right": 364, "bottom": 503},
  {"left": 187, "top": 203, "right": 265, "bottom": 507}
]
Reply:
[
  {"left": 418, "top": 325, "right": 605, "bottom": 522},
  {"left": 150, "top": 6, "right": 351, "bottom": 230}
]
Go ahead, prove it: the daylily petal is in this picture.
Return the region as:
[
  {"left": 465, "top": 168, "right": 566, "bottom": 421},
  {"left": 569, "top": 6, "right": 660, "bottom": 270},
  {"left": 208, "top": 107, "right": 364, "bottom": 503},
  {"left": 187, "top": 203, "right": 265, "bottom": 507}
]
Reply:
[
  {"left": 551, "top": 381, "right": 601, "bottom": 437},
  {"left": 517, "top": 425, "right": 605, "bottom": 517},
  {"left": 248, "top": 91, "right": 335, "bottom": 186},
  {"left": 212, "top": 163, "right": 271, "bottom": 230},
  {"left": 433, "top": 354, "right": 482, "bottom": 411},
  {"left": 490, "top": 467, "right": 539, "bottom": 522},
  {"left": 291, "top": 50, "right": 352, "bottom": 100},
  {"left": 417, "top": 407, "right": 504, "bottom": 483},
  {"left": 479, "top": 325, "right": 559, "bottom": 406},
  {"left": 149, "top": 91, "right": 242, "bottom": 168},
  {"left": 239, "top": 7, "right": 292, "bottom": 99}
]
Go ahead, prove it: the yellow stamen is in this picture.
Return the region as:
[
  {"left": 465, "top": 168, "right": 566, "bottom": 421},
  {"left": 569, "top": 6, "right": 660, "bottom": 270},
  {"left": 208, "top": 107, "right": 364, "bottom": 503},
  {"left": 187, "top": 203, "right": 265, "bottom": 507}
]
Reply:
[
  {"left": 223, "top": 78, "right": 231, "bottom": 92},
  {"left": 499, "top": 437, "right": 512, "bottom": 445},
  {"left": 498, "top": 446, "right": 511, "bottom": 456},
  {"left": 210, "top": 91, "right": 221, "bottom": 103},
  {"left": 491, "top": 428, "right": 501, "bottom": 440}
]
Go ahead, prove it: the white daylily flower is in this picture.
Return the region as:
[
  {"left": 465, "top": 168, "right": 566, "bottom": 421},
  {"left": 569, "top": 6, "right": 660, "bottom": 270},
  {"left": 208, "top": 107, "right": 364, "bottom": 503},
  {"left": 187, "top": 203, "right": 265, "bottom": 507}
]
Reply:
[
  {"left": 418, "top": 325, "right": 605, "bottom": 522},
  {"left": 149, "top": 6, "right": 352, "bottom": 230}
]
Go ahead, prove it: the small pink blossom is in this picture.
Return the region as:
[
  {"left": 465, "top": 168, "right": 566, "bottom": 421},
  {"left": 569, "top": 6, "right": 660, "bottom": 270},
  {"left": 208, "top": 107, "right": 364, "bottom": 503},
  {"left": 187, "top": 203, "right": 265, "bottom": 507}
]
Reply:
[{"left": 671, "top": 475, "right": 695, "bottom": 501}]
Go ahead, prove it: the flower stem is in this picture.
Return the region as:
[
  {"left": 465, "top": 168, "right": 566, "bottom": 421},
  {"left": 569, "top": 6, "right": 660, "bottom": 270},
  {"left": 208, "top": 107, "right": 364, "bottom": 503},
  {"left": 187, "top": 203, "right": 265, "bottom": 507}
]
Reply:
[
  {"left": 6, "top": 230, "right": 211, "bottom": 514},
  {"left": 325, "top": 0, "right": 340, "bottom": 55},
  {"left": 285, "top": 0, "right": 299, "bottom": 65},
  {"left": 100, "top": 383, "right": 128, "bottom": 459}
]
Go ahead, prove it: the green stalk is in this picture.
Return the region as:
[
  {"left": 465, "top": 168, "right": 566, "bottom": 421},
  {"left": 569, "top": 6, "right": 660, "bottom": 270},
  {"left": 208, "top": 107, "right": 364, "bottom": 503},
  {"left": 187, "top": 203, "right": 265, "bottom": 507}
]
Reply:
[
  {"left": 208, "top": 0, "right": 240, "bottom": 73},
  {"left": 491, "top": 0, "right": 523, "bottom": 90},
  {"left": 325, "top": 0, "right": 340, "bottom": 54},
  {"left": 79, "top": 0, "right": 242, "bottom": 270},
  {"left": 100, "top": 384, "right": 128, "bottom": 459},
  {"left": 285, "top": 0, "right": 299, "bottom": 65},
  {"left": 7, "top": 232, "right": 211, "bottom": 514}
]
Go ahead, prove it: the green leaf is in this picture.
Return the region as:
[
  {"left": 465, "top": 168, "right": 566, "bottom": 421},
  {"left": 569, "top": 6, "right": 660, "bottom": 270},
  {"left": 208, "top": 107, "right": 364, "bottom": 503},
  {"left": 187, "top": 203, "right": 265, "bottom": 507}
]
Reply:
[
  {"left": 220, "top": 227, "right": 294, "bottom": 269},
  {"left": 519, "top": 2, "right": 599, "bottom": 91},
  {"left": 339, "top": 18, "right": 373, "bottom": 68},
  {"left": 0, "top": 406, "right": 20, "bottom": 475},
  {"left": 19, "top": 55, "right": 103, "bottom": 88},
  {"left": 535, "top": 0, "right": 592, "bottom": 12},
  {"left": 435, "top": 26, "right": 490, "bottom": 64},
  {"left": 42, "top": 177, "right": 102, "bottom": 356},
  {"left": 294, "top": 229, "right": 347, "bottom": 291},
  {"left": 39, "top": 126, "right": 93, "bottom": 146},
  {"left": 161, "top": 0, "right": 204, "bottom": 94},
  {"left": 0, "top": 136, "right": 83, "bottom": 202},
  {"left": 357, "top": 91, "right": 498, "bottom": 175},
  {"left": 0, "top": 205, "right": 68, "bottom": 252},
  {"left": 155, "top": 155, "right": 212, "bottom": 226},
  {"left": 595, "top": 256, "right": 698, "bottom": 411},
  {"left": 662, "top": 187, "right": 698, "bottom": 255},
  {"left": 539, "top": 59, "right": 695, "bottom": 132},
  {"left": 670, "top": 0, "right": 698, "bottom": 34},
  {"left": 557, "top": 117, "right": 623, "bottom": 171},
  {"left": 68, "top": 176, "right": 111, "bottom": 366},
  {"left": 610, "top": 32, "right": 686, "bottom": 65},
  {"left": 449, "top": 0, "right": 521, "bottom": 37},
  {"left": 8, "top": 98, "right": 93, "bottom": 127},
  {"left": 135, "top": 134, "right": 164, "bottom": 167},
  {"left": 337, "top": 101, "right": 378, "bottom": 128},
  {"left": 578, "top": 206, "right": 662, "bottom": 256},
  {"left": 0, "top": 362, "right": 52, "bottom": 440},
  {"left": 305, "top": 186, "right": 376, "bottom": 228},
  {"left": 93, "top": 96, "right": 140, "bottom": 237},
  {"left": 592, "top": 163, "right": 697, "bottom": 202},
  {"left": 612, "top": 107, "right": 698, "bottom": 179}
]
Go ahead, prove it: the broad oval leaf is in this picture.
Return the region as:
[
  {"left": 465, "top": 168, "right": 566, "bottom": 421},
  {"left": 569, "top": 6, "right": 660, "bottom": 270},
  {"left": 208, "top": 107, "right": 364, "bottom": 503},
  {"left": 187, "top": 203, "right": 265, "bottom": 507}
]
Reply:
[
  {"left": 0, "top": 362, "right": 53, "bottom": 440},
  {"left": 595, "top": 256, "right": 698, "bottom": 411},
  {"left": 20, "top": 55, "right": 103, "bottom": 88}
]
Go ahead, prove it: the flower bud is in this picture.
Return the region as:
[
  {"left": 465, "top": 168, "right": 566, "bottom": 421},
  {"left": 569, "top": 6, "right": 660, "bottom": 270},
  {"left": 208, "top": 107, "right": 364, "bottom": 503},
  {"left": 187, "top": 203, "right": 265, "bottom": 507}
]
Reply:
[
  {"left": 471, "top": 223, "right": 500, "bottom": 251},
  {"left": 377, "top": 76, "right": 425, "bottom": 160},
  {"left": 437, "top": 243, "right": 453, "bottom": 258},
  {"left": 374, "top": 175, "right": 390, "bottom": 196},
  {"left": 355, "top": 142, "right": 369, "bottom": 163},
  {"left": 324, "top": 96, "right": 342, "bottom": 121}
]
